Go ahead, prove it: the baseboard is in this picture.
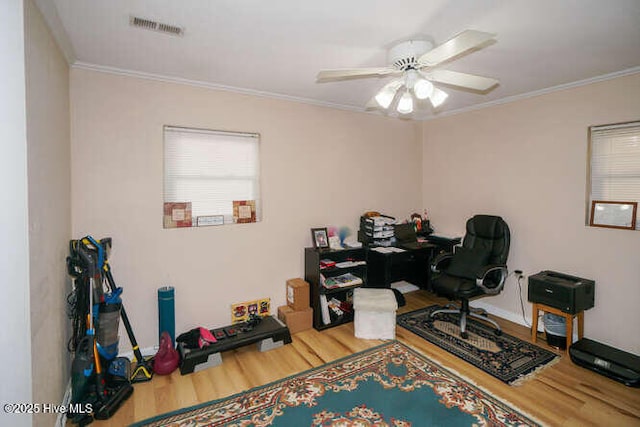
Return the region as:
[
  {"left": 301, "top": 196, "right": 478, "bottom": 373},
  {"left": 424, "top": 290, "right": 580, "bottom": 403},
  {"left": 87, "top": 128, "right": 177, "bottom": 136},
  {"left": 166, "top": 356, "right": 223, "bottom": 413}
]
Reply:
[
  {"left": 470, "top": 301, "right": 530, "bottom": 328},
  {"left": 470, "top": 301, "right": 579, "bottom": 341},
  {"left": 118, "top": 345, "right": 158, "bottom": 361}
]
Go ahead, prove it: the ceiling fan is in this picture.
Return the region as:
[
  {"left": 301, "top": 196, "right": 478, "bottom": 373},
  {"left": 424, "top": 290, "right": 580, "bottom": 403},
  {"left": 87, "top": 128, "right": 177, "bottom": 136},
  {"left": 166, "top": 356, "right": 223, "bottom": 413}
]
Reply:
[{"left": 317, "top": 30, "right": 499, "bottom": 115}]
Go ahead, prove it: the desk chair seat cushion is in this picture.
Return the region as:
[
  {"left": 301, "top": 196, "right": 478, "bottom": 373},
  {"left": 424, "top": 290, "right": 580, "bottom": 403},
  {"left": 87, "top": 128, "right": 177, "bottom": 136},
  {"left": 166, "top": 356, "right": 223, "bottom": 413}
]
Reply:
[
  {"left": 431, "top": 274, "right": 484, "bottom": 300},
  {"left": 446, "top": 247, "right": 490, "bottom": 280}
]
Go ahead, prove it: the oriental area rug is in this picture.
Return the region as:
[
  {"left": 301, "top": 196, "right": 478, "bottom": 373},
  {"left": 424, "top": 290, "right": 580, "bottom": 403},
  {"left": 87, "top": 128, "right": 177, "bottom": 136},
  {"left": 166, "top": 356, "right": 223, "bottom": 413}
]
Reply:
[
  {"left": 132, "top": 341, "right": 541, "bottom": 427},
  {"left": 397, "top": 305, "right": 559, "bottom": 385}
]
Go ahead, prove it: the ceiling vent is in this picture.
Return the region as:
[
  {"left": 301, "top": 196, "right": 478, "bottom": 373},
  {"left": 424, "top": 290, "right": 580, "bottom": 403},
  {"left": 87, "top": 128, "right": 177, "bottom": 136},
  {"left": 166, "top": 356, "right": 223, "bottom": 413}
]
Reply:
[{"left": 129, "top": 16, "right": 184, "bottom": 36}]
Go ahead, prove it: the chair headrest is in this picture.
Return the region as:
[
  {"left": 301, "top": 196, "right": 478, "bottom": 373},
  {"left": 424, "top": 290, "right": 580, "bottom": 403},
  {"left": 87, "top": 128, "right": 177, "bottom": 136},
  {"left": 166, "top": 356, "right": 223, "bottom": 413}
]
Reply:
[{"left": 467, "top": 215, "right": 507, "bottom": 239}]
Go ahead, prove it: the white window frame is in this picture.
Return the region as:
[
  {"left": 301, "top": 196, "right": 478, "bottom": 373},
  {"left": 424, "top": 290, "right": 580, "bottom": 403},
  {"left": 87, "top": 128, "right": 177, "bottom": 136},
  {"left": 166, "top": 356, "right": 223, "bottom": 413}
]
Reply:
[
  {"left": 163, "top": 126, "right": 261, "bottom": 227},
  {"left": 587, "top": 121, "right": 640, "bottom": 230}
]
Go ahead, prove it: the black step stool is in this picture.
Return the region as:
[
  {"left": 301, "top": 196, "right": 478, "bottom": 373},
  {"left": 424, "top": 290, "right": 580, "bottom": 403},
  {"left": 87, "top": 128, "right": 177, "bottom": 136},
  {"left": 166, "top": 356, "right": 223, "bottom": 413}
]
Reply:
[{"left": 178, "top": 316, "right": 292, "bottom": 374}]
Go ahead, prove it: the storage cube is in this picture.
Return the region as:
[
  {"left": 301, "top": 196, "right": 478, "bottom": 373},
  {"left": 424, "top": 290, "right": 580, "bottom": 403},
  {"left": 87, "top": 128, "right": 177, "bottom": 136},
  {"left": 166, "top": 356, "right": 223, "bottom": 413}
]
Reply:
[
  {"left": 286, "top": 278, "right": 310, "bottom": 311},
  {"left": 353, "top": 288, "right": 398, "bottom": 339},
  {"left": 277, "top": 305, "right": 312, "bottom": 334}
]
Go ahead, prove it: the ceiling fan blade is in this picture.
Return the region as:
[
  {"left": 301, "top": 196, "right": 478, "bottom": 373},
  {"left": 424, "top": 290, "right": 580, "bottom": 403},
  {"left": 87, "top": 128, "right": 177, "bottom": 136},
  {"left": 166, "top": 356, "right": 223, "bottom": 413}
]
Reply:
[
  {"left": 316, "top": 67, "right": 399, "bottom": 82},
  {"left": 426, "top": 69, "right": 499, "bottom": 91},
  {"left": 418, "top": 30, "right": 495, "bottom": 67}
]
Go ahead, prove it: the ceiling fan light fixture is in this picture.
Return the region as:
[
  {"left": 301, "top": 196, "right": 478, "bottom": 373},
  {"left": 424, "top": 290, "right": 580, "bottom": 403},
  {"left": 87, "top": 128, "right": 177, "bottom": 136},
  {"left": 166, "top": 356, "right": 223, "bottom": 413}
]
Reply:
[
  {"left": 375, "top": 89, "right": 396, "bottom": 109},
  {"left": 375, "top": 90, "right": 394, "bottom": 109},
  {"left": 317, "top": 30, "right": 499, "bottom": 119},
  {"left": 430, "top": 87, "right": 449, "bottom": 108},
  {"left": 397, "top": 91, "right": 414, "bottom": 114},
  {"left": 413, "top": 79, "right": 434, "bottom": 100},
  {"left": 375, "top": 80, "right": 401, "bottom": 109}
]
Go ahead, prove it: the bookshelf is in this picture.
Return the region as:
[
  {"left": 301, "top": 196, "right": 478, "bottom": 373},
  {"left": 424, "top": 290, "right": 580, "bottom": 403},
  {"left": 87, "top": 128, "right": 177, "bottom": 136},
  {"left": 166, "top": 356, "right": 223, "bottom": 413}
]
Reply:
[{"left": 304, "top": 247, "right": 367, "bottom": 330}]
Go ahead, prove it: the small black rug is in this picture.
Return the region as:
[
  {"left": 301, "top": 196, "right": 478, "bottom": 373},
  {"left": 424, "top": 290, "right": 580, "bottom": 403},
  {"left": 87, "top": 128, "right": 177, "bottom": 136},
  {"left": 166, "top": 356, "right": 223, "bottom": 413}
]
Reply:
[{"left": 397, "top": 305, "right": 559, "bottom": 385}]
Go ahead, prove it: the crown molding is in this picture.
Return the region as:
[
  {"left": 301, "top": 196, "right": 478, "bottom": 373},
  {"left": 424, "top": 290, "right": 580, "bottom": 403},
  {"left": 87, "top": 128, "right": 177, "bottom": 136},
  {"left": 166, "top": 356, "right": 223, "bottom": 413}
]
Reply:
[
  {"left": 71, "top": 61, "right": 640, "bottom": 121},
  {"left": 427, "top": 66, "right": 640, "bottom": 121},
  {"left": 33, "top": 0, "right": 76, "bottom": 64},
  {"left": 71, "top": 61, "right": 364, "bottom": 114}
]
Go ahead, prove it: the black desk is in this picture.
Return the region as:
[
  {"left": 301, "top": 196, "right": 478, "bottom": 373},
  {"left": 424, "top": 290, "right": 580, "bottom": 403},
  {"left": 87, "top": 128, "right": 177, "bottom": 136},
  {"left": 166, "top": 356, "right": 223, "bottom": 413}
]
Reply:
[
  {"left": 424, "top": 235, "right": 462, "bottom": 253},
  {"left": 366, "top": 244, "right": 436, "bottom": 290}
]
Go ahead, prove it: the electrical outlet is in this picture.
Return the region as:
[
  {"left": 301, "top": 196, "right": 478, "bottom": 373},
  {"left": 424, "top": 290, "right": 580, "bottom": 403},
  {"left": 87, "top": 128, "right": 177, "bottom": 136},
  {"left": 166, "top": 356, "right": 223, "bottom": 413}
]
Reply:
[{"left": 514, "top": 269, "right": 523, "bottom": 278}]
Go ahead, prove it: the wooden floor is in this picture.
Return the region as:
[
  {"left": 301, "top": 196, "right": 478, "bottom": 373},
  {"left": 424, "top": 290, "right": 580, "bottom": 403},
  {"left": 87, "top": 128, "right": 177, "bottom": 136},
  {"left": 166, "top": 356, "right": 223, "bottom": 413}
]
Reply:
[{"left": 89, "top": 291, "right": 640, "bottom": 426}]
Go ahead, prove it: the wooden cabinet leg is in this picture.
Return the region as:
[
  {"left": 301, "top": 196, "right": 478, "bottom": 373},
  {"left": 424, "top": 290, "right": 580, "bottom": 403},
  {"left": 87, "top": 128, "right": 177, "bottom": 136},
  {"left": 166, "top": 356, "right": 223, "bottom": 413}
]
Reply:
[
  {"left": 565, "top": 313, "right": 573, "bottom": 352},
  {"left": 531, "top": 304, "right": 539, "bottom": 343},
  {"left": 577, "top": 311, "right": 584, "bottom": 340}
]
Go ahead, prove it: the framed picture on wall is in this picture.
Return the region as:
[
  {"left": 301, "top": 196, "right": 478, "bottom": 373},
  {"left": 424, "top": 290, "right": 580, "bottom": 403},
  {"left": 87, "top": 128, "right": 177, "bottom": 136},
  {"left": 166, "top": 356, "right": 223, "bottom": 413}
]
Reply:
[
  {"left": 589, "top": 200, "right": 637, "bottom": 230},
  {"left": 311, "top": 227, "right": 330, "bottom": 250},
  {"left": 233, "top": 200, "right": 257, "bottom": 223},
  {"left": 163, "top": 202, "right": 193, "bottom": 228}
]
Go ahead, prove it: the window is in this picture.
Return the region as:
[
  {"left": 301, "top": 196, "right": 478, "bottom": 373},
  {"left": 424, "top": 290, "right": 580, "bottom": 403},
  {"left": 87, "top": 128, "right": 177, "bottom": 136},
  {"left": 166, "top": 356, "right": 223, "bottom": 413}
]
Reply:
[
  {"left": 588, "top": 121, "right": 640, "bottom": 230},
  {"left": 163, "top": 126, "right": 260, "bottom": 227}
]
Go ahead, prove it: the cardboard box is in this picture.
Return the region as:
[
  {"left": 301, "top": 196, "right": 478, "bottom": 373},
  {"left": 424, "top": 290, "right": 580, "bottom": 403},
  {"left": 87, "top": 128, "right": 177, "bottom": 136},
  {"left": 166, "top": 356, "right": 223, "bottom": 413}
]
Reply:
[
  {"left": 286, "top": 278, "right": 310, "bottom": 311},
  {"left": 277, "top": 305, "right": 313, "bottom": 334}
]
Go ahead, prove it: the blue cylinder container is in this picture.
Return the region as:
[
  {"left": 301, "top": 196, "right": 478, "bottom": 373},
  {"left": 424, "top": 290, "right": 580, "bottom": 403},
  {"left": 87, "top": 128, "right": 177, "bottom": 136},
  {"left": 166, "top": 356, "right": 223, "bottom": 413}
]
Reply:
[{"left": 158, "top": 286, "right": 175, "bottom": 346}]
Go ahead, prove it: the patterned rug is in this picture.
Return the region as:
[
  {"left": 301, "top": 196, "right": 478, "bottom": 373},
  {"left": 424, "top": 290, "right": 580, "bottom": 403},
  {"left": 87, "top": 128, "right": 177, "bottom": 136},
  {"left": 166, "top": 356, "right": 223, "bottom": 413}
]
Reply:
[
  {"left": 397, "top": 305, "right": 559, "bottom": 385},
  {"left": 132, "top": 341, "right": 540, "bottom": 426}
]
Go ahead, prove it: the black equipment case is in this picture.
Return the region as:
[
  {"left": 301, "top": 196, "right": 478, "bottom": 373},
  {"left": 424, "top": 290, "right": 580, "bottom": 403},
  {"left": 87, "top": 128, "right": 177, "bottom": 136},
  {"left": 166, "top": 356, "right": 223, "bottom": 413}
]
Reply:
[
  {"left": 569, "top": 338, "right": 640, "bottom": 387},
  {"left": 528, "top": 270, "right": 594, "bottom": 314}
]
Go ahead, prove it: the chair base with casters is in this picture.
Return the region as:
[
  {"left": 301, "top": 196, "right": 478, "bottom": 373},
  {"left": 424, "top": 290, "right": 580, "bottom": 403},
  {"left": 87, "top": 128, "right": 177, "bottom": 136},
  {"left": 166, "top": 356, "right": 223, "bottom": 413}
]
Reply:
[
  {"left": 430, "top": 299, "right": 502, "bottom": 339},
  {"left": 429, "top": 215, "right": 510, "bottom": 340}
]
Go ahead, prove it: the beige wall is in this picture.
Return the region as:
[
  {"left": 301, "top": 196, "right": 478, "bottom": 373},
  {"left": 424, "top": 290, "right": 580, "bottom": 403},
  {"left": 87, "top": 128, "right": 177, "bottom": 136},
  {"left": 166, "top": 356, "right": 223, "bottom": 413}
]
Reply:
[
  {"left": 70, "top": 68, "right": 422, "bottom": 350},
  {"left": 13, "top": 3, "right": 640, "bottom": 416},
  {"left": 422, "top": 73, "right": 640, "bottom": 354},
  {"left": 25, "top": 0, "right": 71, "bottom": 424}
]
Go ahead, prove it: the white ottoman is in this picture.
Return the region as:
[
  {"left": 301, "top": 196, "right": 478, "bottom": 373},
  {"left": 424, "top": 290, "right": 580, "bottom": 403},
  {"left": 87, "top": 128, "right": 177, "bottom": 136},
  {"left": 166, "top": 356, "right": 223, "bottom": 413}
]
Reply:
[{"left": 353, "top": 288, "right": 398, "bottom": 339}]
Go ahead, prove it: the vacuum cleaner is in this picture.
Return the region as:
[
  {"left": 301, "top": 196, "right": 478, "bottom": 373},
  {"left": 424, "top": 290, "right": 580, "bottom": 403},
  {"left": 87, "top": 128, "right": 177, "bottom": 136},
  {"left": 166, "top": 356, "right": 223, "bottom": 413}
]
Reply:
[{"left": 67, "top": 236, "right": 149, "bottom": 424}]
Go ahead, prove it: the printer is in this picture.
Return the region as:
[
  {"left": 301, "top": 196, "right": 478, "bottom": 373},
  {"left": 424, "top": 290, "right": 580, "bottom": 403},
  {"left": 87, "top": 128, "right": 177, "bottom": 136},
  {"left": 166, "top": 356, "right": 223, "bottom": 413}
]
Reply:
[{"left": 528, "top": 270, "right": 595, "bottom": 314}]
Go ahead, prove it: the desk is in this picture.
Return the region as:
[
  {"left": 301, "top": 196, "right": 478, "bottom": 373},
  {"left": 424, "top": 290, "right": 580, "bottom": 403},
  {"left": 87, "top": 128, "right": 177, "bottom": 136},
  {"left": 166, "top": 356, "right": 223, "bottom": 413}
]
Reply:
[
  {"left": 424, "top": 235, "right": 462, "bottom": 253},
  {"left": 366, "top": 244, "right": 436, "bottom": 290},
  {"left": 531, "top": 302, "right": 584, "bottom": 353}
]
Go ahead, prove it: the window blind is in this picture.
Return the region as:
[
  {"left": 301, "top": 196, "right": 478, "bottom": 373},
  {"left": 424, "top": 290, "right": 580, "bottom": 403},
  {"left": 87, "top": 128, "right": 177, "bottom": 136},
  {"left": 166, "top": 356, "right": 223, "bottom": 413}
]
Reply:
[
  {"left": 589, "top": 121, "right": 640, "bottom": 229},
  {"left": 164, "top": 126, "right": 260, "bottom": 222}
]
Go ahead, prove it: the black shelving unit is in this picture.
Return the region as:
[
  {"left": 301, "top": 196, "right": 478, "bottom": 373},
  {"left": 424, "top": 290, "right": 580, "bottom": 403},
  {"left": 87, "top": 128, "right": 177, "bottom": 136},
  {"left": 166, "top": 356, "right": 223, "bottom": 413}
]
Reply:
[{"left": 304, "top": 247, "right": 367, "bottom": 330}]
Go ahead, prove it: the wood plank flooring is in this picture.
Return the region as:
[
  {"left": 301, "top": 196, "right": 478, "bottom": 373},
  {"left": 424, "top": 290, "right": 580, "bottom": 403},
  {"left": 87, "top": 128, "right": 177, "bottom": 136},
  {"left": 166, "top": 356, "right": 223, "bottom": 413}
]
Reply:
[{"left": 88, "top": 291, "right": 640, "bottom": 426}]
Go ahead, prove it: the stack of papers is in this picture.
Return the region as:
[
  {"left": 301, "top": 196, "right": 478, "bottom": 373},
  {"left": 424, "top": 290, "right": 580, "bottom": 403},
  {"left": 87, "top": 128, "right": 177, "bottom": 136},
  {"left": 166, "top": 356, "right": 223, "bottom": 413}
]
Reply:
[
  {"left": 367, "top": 216, "right": 396, "bottom": 226},
  {"left": 343, "top": 240, "right": 362, "bottom": 248},
  {"left": 372, "top": 247, "right": 405, "bottom": 254},
  {"left": 372, "top": 229, "right": 394, "bottom": 238},
  {"left": 322, "top": 273, "right": 363, "bottom": 289},
  {"left": 391, "top": 281, "right": 420, "bottom": 294},
  {"left": 360, "top": 214, "right": 397, "bottom": 247},
  {"left": 335, "top": 260, "right": 366, "bottom": 268}
]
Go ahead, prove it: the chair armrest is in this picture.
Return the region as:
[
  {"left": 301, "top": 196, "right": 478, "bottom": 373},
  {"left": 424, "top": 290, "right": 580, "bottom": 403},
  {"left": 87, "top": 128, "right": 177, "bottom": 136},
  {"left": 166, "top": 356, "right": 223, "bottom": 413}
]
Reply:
[
  {"left": 430, "top": 252, "right": 453, "bottom": 273},
  {"left": 475, "top": 264, "right": 508, "bottom": 295}
]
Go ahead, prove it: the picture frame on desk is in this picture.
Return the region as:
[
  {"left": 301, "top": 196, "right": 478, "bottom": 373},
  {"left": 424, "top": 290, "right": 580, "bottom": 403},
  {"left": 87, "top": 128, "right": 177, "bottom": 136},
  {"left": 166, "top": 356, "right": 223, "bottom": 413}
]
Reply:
[{"left": 311, "top": 227, "right": 330, "bottom": 250}]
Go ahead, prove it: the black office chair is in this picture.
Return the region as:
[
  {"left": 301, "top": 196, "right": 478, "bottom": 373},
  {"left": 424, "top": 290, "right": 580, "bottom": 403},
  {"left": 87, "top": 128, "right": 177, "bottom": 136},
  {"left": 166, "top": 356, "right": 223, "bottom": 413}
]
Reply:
[{"left": 430, "top": 215, "right": 510, "bottom": 339}]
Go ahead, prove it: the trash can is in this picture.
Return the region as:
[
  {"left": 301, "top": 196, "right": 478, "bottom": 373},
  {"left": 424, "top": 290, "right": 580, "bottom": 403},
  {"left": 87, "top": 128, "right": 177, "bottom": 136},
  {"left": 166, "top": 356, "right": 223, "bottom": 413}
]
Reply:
[{"left": 543, "top": 313, "right": 566, "bottom": 349}]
